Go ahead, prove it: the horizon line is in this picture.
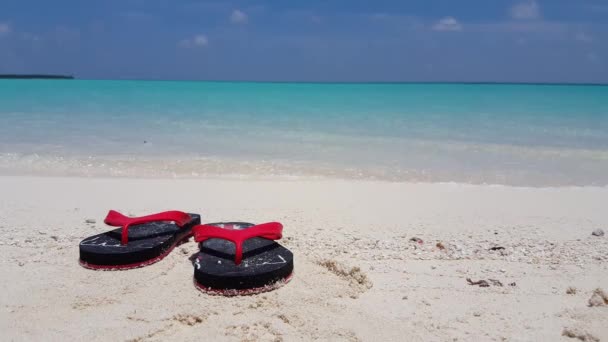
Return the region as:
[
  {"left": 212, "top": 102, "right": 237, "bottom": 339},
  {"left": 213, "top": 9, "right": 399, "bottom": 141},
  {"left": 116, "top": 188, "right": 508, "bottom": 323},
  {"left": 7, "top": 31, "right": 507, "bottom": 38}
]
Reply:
[{"left": 2, "top": 75, "right": 608, "bottom": 86}]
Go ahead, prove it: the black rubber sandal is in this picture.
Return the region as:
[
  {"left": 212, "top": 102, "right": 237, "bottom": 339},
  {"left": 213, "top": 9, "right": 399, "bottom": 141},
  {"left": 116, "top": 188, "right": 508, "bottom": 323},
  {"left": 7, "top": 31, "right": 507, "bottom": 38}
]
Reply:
[
  {"left": 79, "top": 210, "right": 201, "bottom": 270},
  {"left": 192, "top": 222, "right": 294, "bottom": 296}
]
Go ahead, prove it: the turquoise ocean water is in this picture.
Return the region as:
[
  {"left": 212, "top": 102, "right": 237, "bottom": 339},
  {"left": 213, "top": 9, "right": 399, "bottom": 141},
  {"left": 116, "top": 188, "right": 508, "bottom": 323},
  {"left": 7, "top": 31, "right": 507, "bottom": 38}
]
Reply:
[{"left": 1, "top": 80, "right": 608, "bottom": 186}]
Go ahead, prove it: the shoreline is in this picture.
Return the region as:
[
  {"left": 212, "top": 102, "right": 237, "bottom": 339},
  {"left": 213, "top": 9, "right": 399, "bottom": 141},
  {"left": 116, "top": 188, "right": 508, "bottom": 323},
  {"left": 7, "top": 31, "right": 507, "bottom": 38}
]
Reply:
[
  {"left": 3, "top": 174, "right": 608, "bottom": 190},
  {"left": 3, "top": 153, "right": 608, "bottom": 188}
]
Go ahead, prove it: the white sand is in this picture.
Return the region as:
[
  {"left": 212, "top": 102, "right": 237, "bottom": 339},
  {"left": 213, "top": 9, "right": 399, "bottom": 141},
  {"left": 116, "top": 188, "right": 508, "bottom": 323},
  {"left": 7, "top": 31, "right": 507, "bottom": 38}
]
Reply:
[{"left": 0, "top": 176, "right": 607, "bottom": 341}]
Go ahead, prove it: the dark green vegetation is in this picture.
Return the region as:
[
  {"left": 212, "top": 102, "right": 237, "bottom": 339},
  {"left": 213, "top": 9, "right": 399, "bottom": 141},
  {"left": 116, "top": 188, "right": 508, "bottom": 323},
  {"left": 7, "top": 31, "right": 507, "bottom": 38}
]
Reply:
[{"left": 0, "top": 75, "right": 74, "bottom": 79}]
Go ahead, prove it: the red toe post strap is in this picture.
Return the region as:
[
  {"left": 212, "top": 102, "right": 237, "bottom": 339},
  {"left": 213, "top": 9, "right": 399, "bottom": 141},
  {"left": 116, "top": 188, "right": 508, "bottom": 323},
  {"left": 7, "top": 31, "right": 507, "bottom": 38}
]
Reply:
[
  {"left": 104, "top": 210, "right": 192, "bottom": 245},
  {"left": 193, "top": 222, "right": 283, "bottom": 265}
]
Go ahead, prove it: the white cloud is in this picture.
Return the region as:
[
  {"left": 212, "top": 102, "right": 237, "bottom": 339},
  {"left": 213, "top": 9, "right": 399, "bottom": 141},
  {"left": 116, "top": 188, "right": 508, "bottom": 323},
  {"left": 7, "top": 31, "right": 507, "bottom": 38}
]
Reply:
[
  {"left": 432, "top": 17, "right": 462, "bottom": 32},
  {"left": 575, "top": 32, "right": 593, "bottom": 43},
  {"left": 178, "top": 34, "right": 208, "bottom": 48},
  {"left": 0, "top": 22, "right": 11, "bottom": 35},
  {"left": 510, "top": 1, "right": 541, "bottom": 20},
  {"left": 192, "top": 34, "right": 208, "bottom": 46},
  {"left": 230, "top": 9, "right": 248, "bottom": 24}
]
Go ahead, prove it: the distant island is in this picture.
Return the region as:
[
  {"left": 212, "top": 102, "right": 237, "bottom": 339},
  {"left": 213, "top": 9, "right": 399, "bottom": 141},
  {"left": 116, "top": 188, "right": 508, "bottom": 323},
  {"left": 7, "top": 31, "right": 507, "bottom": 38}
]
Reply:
[{"left": 0, "top": 74, "right": 74, "bottom": 79}]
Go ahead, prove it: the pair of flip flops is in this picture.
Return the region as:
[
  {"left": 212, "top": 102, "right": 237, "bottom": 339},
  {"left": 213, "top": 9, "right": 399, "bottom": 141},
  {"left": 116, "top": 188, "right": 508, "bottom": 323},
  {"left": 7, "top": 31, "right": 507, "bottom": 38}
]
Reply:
[{"left": 78, "top": 210, "right": 294, "bottom": 295}]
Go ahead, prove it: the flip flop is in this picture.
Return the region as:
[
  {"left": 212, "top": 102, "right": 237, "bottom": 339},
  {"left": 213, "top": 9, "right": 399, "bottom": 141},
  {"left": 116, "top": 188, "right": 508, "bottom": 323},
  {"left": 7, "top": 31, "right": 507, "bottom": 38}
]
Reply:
[
  {"left": 79, "top": 210, "right": 201, "bottom": 270},
  {"left": 192, "top": 222, "right": 294, "bottom": 296}
]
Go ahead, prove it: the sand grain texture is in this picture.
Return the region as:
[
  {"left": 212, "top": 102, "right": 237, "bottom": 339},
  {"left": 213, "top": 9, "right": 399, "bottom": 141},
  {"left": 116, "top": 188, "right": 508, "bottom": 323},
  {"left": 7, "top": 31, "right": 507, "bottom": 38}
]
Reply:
[{"left": 0, "top": 176, "right": 607, "bottom": 341}]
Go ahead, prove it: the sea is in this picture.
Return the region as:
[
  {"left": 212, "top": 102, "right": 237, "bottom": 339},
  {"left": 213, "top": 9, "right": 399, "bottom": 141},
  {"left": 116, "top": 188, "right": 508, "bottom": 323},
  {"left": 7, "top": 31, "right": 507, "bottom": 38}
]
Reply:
[{"left": 1, "top": 80, "right": 607, "bottom": 186}]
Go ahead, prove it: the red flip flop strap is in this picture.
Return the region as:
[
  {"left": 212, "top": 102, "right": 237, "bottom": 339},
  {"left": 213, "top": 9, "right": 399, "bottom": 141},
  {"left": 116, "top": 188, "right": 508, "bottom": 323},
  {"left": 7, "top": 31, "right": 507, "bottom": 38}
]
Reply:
[
  {"left": 193, "top": 222, "right": 283, "bottom": 265},
  {"left": 104, "top": 210, "right": 192, "bottom": 245}
]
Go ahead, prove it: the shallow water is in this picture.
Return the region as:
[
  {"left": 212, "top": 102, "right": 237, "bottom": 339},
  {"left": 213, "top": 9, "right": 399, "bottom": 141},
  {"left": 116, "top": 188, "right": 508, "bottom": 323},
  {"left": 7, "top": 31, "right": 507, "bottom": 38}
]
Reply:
[{"left": 1, "top": 80, "right": 607, "bottom": 186}]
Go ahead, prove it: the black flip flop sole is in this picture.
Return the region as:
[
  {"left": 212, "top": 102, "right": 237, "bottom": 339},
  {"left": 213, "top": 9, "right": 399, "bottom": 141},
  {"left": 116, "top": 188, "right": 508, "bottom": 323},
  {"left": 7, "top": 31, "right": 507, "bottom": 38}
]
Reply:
[
  {"left": 79, "top": 213, "right": 201, "bottom": 270},
  {"left": 192, "top": 222, "right": 294, "bottom": 295}
]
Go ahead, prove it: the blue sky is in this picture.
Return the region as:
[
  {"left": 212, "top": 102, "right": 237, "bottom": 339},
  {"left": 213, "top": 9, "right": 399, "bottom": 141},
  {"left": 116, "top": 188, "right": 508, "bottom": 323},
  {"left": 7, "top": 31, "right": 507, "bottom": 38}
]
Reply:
[{"left": 0, "top": 0, "right": 607, "bottom": 83}]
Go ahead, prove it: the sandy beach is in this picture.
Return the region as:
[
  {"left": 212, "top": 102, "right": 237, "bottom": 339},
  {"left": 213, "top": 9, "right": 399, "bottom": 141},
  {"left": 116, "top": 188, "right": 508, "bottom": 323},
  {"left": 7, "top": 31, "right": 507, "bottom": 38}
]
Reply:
[
  {"left": 0, "top": 175, "right": 606, "bottom": 341},
  {"left": 3, "top": 0, "right": 608, "bottom": 340}
]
